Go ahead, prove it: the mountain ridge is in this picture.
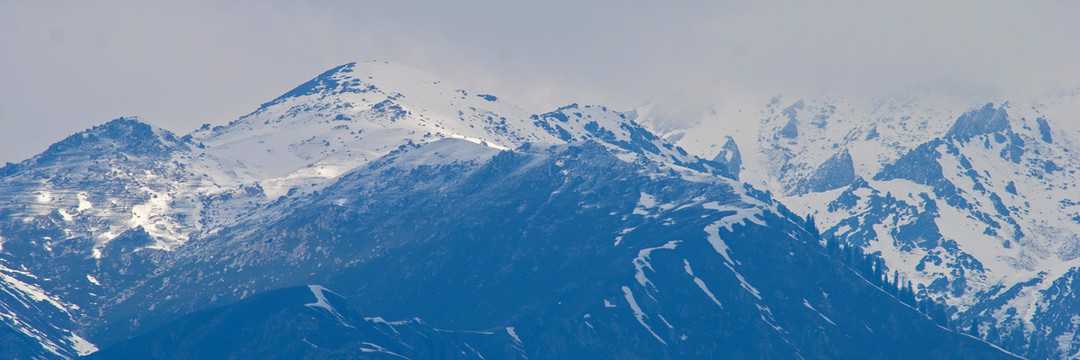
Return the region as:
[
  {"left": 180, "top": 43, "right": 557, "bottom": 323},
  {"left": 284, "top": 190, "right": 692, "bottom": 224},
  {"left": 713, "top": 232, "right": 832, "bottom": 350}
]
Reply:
[
  {"left": 0, "top": 61, "right": 1030, "bottom": 359},
  {"left": 644, "top": 91, "right": 1080, "bottom": 358}
]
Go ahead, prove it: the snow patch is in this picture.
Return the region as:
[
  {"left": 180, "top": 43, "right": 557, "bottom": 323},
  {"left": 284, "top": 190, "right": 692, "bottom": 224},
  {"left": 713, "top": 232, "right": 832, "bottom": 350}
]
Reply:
[
  {"left": 683, "top": 259, "right": 723, "bottom": 308},
  {"left": 621, "top": 286, "right": 666, "bottom": 344},
  {"left": 725, "top": 263, "right": 762, "bottom": 300},
  {"left": 633, "top": 240, "right": 680, "bottom": 289},
  {"left": 359, "top": 341, "right": 410, "bottom": 359},
  {"left": 506, "top": 326, "right": 523, "bottom": 347},
  {"left": 802, "top": 299, "right": 836, "bottom": 326},
  {"left": 305, "top": 285, "right": 353, "bottom": 328},
  {"left": 446, "top": 133, "right": 511, "bottom": 151},
  {"left": 76, "top": 193, "right": 93, "bottom": 212},
  {"left": 36, "top": 191, "right": 52, "bottom": 204},
  {"left": 614, "top": 227, "right": 636, "bottom": 247},
  {"left": 68, "top": 333, "right": 98, "bottom": 356},
  {"left": 634, "top": 192, "right": 659, "bottom": 216},
  {"left": 57, "top": 209, "right": 74, "bottom": 222},
  {"left": 364, "top": 316, "right": 413, "bottom": 327},
  {"left": 701, "top": 203, "right": 767, "bottom": 265},
  {"left": 0, "top": 269, "right": 73, "bottom": 314},
  {"left": 703, "top": 202, "right": 765, "bottom": 232}
]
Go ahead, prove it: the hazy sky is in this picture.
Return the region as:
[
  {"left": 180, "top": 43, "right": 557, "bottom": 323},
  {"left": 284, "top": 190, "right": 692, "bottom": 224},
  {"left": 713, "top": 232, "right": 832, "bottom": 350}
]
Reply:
[{"left": 2, "top": 0, "right": 1079, "bottom": 163}]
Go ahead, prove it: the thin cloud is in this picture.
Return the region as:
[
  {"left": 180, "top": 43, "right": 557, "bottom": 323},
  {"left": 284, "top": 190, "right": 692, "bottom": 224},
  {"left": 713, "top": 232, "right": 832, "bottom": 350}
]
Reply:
[{"left": 2, "top": 0, "right": 1078, "bottom": 162}]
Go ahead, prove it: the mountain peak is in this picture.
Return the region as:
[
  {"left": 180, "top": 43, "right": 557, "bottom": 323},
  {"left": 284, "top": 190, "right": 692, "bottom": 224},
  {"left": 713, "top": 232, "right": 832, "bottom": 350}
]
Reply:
[
  {"left": 185, "top": 60, "right": 556, "bottom": 188},
  {"left": 183, "top": 60, "right": 730, "bottom": 198},
  {"left": 945, "top": 103, "right": 1010, "bottom": 141},
  {"left": 254, "top": 63, "right": 368, "bottom": 110},
  {"left": 252, "top": 60, "right": 492, "bottom": 116},
  {"left": 8, "top": 117, "right": 187, "bottom": 173},
  {"left": 254, "top": 61, "right": 417, "bottom": 111}
]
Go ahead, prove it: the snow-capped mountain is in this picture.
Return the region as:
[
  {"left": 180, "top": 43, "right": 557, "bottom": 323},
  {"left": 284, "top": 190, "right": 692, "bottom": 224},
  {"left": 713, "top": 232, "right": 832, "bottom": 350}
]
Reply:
[
  {"left": 91, "top": 138, "right": 1016, "bottom": 359},
  {"left": 0, "top": 61, "right": 1019, "bottom": 359},
  {"left": 1, "top": 61, "right": 728, "bottom": 262},
  {"left": 639, "top": 92, "right": 965, "bottom": 194},
  {"left": 186, "top": 61, "right": 729, "bottom": 206},
  {"left": 0, "top": 61, "right": 731, "bottom": 359},
  {"left": 643, "top": 91, "right": 1080, "bottom": 358}
]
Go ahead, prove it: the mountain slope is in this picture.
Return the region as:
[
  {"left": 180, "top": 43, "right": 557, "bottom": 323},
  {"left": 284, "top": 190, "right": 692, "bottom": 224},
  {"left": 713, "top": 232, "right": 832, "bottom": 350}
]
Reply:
[
  {"left": 643, "top": 91, "right": 1080, "bottom": 358},
  {"left": 92, "top": 138, "right": 1017, "bottom": 359},
  {"left": 0, "top": 61, "right": 1025, "bottom": 359},
  {"left": 88, "top": 285, "right": 520, "bottom": 360},
  {"left": 0, "top": 61, "right": 727, "bottom": 359}
]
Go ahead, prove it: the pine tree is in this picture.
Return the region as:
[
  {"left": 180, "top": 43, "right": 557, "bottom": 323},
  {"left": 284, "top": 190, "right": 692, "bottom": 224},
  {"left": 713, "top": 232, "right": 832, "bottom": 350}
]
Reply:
[
  {"left": 805, "top": 214, "right": 820, "bottom": 236},
  {"left": 892, "top": 270, "right": 901, "bottom": 295},
  {"left": 826, "top": 236, "right": 840, "bottom": 256},
  {"left": 901, "top": 281, "right": 915, "bottom": 306}
]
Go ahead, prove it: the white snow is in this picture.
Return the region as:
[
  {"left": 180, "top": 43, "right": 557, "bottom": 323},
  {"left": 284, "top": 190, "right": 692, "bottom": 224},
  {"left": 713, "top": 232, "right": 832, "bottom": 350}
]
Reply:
[
  {"left": 506, "top": 326, "right": 523, "bottom": 347},
  {"left": 127, "top": 186, "right": 187, "bottom": 245},
  {"left": 0, "top": 265, "right": 93, "bottom": 358},
  {"left": 725, "top": 263, "right": 762, "bottom": 300},
  {"left": 305, "top": 285, "right": 336, "bottom": 311},
  {"left": 634, "top": 192, "right": 660, "bottom": 216},
  {"left": 0, "top": 310, "right": 66, "bottom": 357},
  {"left": 0, "top": 265, "right": 35, "bottom": 279},
  {"left": 446, "top": 133, "right": 511, "bottom": 151},
  {"left": 359, "top": 342, "right": 410, "bottom": 359},
  {"left": 57, "top": 209, "right": 74, "bottom": 222},
  {"left": 703, "top": 221, "right": 735, "bottom": 264},
  {"left": 364, "top": 316, "right": 413, "bottom": 328},
  {"left": 802, "top": 299, "right": 836, "bottom": 326},
  {"left": 0, "top": 268, "right": 73, "bottom": 314},
  {"left": 657, "top": 313, "right": 675, "bottom": 329},
  {"left": 633, "top": 240, "right": 680, "bottom": 289},
  {"left": 67, "top": 333, "right": 98, "bottom": 356},
  {"left": 703, "top": 202, "right": 766, "bottom": 233},
  {"left": 621, "top": 286, "right": 666, "bottom": 344},
  {"left": 304, "top": 285, "right": 353, "bottom": 328},
  {"left": 638, "top": 192, "right": 658, "bottom": 208},
  {"left": 614, "top": 227, "right": 637, "bottom": 247},
  {"left": 76, "top": 192, "right": 93, "bottom": 212},
  {"left": 701, "top": 205, "right": 766, "bottom": 265},
  {"left": 683, "top": 259, "right": 723, "bottom": 308}
]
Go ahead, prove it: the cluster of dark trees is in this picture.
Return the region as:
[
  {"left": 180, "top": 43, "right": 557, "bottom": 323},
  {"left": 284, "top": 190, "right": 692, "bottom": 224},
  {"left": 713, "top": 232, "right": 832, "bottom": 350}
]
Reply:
[{"left": 806, "top": 215, "right": 958, "bottom": 330}]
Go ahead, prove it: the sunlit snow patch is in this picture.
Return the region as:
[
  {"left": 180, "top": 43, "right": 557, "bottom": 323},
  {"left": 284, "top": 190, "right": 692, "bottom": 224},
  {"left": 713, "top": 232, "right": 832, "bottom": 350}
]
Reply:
[
  {"left": 68, "top": 333, "right": 98, "bottom": 356},
  {"left": 305, "top": 285, "right": 354, "bottom": 328}
]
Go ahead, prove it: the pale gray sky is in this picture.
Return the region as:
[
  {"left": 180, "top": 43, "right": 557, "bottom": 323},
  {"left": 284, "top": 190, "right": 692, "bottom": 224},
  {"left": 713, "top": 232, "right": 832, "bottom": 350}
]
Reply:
[{"left": 2, "top": 0, "right": 1079, "bottom": 163}]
